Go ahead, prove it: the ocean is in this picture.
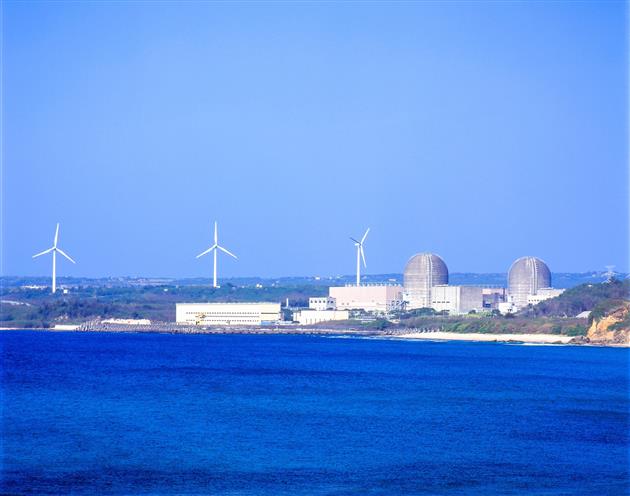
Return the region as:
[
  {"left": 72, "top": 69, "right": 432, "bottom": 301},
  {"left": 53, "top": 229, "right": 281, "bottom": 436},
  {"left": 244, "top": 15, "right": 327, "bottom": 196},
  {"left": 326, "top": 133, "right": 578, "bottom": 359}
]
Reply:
[{"left": 1, "top": 331, "right": 628, "bottom": 495}]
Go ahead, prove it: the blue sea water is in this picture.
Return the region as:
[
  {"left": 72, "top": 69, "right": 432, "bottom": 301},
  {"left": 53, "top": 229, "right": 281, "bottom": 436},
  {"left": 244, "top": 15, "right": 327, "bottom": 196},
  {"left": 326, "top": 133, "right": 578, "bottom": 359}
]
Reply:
[{"left": 1, "top": 331, "right": 628, "bottom": 495}]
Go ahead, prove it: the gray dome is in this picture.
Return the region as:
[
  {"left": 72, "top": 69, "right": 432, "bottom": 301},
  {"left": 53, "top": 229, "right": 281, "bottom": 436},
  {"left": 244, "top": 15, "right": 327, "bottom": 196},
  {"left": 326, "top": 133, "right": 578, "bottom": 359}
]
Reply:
[
  {"left": 508, "top": 256, "right": 551, "bottom": 309},
  {"left": 403, "top": 253, "right": 448, "bottom": 309}
]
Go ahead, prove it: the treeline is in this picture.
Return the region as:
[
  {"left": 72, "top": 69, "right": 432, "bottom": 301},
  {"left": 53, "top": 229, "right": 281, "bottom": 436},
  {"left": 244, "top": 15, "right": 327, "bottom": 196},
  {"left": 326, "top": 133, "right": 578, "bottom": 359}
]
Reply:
[
  {"left": 0, "top": 284, "right": 328, "bottom": 328},
  {"left": 396, "top": 314, "right": 587, "bottom": 336}
]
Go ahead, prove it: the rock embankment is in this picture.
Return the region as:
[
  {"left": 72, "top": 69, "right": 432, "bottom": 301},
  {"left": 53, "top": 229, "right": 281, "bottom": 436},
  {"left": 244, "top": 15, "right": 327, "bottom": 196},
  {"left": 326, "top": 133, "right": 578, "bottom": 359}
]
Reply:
[{"left": 585, "top": 302, "right": 630, "bottom": 346}]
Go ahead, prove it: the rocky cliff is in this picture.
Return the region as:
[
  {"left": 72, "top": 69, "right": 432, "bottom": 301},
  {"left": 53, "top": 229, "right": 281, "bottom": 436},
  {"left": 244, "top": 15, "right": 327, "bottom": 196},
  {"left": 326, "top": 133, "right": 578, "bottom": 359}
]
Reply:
[{"left": 585, "top": 302, "right": 630, "bottom": 346}]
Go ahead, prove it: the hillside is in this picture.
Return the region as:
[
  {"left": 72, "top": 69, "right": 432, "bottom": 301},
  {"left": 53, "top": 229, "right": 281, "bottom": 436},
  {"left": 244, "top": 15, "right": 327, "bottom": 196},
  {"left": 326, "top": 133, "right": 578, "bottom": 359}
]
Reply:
[
  {"left": 396, "top": 314, "right": 588, "bottom": 336},
  {"left": 584, "top": 301, "right": 630, "bottom": 345},
  {"left": 521, "top": 278, "right": 629, "bottom": 318}
]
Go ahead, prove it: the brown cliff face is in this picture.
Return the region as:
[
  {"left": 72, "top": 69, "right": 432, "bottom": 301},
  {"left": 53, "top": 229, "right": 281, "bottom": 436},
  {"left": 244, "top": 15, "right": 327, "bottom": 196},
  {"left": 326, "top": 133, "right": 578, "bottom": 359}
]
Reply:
[{"left": 586, "top": 302, "right": 630, "bottom": 346}]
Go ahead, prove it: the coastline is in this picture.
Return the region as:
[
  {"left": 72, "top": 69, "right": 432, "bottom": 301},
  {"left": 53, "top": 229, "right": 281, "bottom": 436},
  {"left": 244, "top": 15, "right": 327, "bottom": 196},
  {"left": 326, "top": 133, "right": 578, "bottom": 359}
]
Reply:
[
  {"left": 1, "top": 326, "right": 628, "bottom": 347},
  {"left": 391, "top": 331, "right": 574, "bottom": 344}
]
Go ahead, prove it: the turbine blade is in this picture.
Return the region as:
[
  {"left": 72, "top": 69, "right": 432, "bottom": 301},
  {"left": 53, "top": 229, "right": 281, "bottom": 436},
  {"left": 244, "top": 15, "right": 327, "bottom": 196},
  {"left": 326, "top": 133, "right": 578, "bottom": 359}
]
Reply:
[
  {"left": 56, "top": 248, "right": 76, "bottom": 264},
  {"left": 217, "top": 245, "right": 238, "bottom": 259},
  {"left": 361, "top": 227, "right": 370, "bottom": 244},
  {"left": 350, "top": 237, "right": 360, "bottom": 244},
  {"left": 214, "top": 221, "right": 218, "bottom": 244},
  {"left": 361, "top": 246, "right": 367, "bottom": 268},
  {"left": 54, "top": 223, "right": 60, "bottom": 247},
  {"left": 196, "top": 244, "right": 217, "bottom": 258},
  {"left": 32, "top": 247, "right": 54, "bottom": 258}
]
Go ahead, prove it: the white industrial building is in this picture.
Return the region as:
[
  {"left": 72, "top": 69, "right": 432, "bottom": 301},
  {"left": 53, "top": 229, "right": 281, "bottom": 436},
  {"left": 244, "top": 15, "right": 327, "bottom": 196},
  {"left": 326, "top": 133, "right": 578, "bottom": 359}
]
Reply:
[
  {"left": 430, "top": 285, "right": 484, "bottom": 315},
  {"left": 309, "top": 296, "right": 337, "bottom": 311},
  {"left": 329, "top": 284, "right": 403, "bottom": 313},
  {"left": 176, "top": 302, "right": 281, "bottom": 326},
  {"left": 293, "top": 309, "right": 350, "bottom": 325},
  {"left": 526, "top": 288, "right": 565, "bottom": 305}
]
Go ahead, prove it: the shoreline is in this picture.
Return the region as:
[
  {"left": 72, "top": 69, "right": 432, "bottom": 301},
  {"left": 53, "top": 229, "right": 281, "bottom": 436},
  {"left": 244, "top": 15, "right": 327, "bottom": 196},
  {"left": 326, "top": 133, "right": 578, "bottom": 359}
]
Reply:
[
  {"left": 385, "top": 331, "right": 630, "bottom": 347},
  {"left": 391, "top": 331, "right": 574, "bottom": 344},
  {"left": 1, "top": 327, "right": 628, "bottom": 347}
]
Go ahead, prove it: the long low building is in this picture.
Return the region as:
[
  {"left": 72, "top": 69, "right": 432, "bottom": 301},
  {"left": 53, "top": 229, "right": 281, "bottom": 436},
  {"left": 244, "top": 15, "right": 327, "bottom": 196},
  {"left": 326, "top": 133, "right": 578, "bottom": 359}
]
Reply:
[
  {"left": 526, "top": 288, "right": 565, "bottom": 305},
  {"left": 293, "top": 309, "right": 349, "bottom": 325},
  {"left": 329, "top": 285, "right": 404, "bottom": 313},
  {"left": 176, "top": 302, "right": 281, "bottom": 326}
]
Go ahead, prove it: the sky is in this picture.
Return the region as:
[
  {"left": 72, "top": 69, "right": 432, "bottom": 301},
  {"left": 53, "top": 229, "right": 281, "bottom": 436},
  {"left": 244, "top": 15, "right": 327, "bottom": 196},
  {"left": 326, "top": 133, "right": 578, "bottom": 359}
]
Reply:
[{"left": 2, "top": 1, "right": 628, "bottom": 279}]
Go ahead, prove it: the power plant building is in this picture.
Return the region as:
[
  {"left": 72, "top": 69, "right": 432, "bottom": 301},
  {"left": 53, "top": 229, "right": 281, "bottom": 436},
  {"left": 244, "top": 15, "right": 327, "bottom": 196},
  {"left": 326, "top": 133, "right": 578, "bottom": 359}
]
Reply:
[
  {"left": 482, "top": 287, "right": 507, "bottom": 310},
  {"left": 507, "top": 256, "right": 552, "bottom": 309},
  {"left": 403, "top": 253, "right": 449, "bottom": 309},
  {"left": 176, "top": 302, "right": 281, "bottom": 326},
  {"left": 309, "top": 297, "right": 337, "bottom": 311},
  {"left": 431, "top": 285, "right": 483, "bottom": 315},
  {"left": 526, "top": 287, "right": 565, "bottom": 305},
  {"left": 329, "top": 285, "right": 403, "bottom": 313},
  {"left": 293, "top": 309, "right": 350, "bottom": 325}
]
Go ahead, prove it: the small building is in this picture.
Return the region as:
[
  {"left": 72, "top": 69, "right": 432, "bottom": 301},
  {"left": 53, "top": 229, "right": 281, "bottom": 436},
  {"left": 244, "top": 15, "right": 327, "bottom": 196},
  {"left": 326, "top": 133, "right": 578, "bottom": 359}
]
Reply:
[
  {"left": 329, "top": 285, "right": 403, "bottom": 313},
  {"left": 309, "top": 296, "right": 336, "bottom": 311},
  {"left": 430, "top": 285, "right": 483, "bottom": 315},
  {"left": 498, "top": 302, "right": 516, "bottom": 315},
  {"left": 526, "top": 288, "right": 565, "bottom": 306},
  {"left": 293, "top": 309, "right": 349, "bottom": 325},
  {"left": 482, "top": 287, "right": 506, "bottom": 310},
  {"left": 176, "top": 302, "right": 281, "bottom": 326}
]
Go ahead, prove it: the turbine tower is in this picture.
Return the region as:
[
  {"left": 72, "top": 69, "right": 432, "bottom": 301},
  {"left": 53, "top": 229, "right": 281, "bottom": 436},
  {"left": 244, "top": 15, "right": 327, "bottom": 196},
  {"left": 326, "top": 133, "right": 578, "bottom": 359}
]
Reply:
[
  {"left": 32, "top": 223, "right": 76, "bottom": 294},
  {"left": 350, "top": 227, "right": 369, "bottom": 286},
  {"left": 196, "top": 221, "right": 237, "bottom": 288}
]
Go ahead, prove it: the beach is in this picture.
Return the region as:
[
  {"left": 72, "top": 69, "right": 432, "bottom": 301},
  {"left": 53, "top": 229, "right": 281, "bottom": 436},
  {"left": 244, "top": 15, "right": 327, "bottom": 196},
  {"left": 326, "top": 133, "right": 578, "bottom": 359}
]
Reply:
[{"left": 394, "top": 331, "right": 575, "bottom": 344}]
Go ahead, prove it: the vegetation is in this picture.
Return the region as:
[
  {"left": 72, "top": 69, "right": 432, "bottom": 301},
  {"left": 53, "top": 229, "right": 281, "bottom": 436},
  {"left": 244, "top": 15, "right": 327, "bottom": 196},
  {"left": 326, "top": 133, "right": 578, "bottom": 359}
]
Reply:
[
  {"left": 0, "top": 284, "right": 327, "bottom": 328},
  {"left": 398, "top": 314, "right": 588, "bottom": 336},
  {"left": 2, "top": 278, "right": 626, "bottom": 336},
  {"left": 520, "top": 278, "right": 629, "bottom": 319}
]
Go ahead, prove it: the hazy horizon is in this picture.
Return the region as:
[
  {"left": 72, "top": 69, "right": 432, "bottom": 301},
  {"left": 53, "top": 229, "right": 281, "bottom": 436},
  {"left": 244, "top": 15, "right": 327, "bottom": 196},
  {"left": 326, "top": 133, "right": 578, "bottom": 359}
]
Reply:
[{"left": 2, "top": 269, "right": 619, "bottom": 281}]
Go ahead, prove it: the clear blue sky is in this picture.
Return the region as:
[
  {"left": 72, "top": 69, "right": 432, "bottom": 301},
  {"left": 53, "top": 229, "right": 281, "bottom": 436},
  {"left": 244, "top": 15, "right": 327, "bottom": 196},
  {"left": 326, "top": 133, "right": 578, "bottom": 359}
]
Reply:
[{"left": 3, "top": 1, "right": 628, "bottom": 278}]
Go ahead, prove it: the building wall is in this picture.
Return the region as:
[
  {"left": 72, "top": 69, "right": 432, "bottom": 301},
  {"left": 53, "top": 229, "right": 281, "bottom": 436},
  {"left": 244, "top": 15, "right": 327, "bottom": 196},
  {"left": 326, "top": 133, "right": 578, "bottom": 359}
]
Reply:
[
  {"left": 294, "top": 309, "right": 349, "bottom": 325},
  {"left": 176, "top": 302, "right": 281, "bottom": 326},
  {"left": 526, "top": 288, "right": 565, "bottom": 306},
  {"left": 482, "top": 288, "right": 506, "bottom": 309},
  {"left": 309, "top": 297, "right": 337, "bottom": 311},
  {"left": 329, "top": 285, "right": 403, "bottom": 313},
  {"left": 430, "top": 285, "right": 483, "bottom": 315}
]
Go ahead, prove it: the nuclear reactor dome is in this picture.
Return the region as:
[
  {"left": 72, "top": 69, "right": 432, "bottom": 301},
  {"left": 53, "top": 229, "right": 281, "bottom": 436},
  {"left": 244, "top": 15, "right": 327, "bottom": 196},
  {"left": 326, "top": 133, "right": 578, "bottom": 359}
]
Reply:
[
  {"left": 403, "top": 253, "right": 449, "bottom": 309},
  {"left": 507, "top": 256, "right": 551, "bottom": 309}
]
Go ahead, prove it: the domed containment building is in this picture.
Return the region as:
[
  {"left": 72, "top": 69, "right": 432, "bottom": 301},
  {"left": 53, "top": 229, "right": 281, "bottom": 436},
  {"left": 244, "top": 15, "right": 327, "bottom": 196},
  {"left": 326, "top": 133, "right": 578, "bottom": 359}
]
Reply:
[
  {"left": 507, "top": 256, "right": 552, "bottom": 310},
  {"left": 403, "top": 253, "right": 449, "bottom": 309}
]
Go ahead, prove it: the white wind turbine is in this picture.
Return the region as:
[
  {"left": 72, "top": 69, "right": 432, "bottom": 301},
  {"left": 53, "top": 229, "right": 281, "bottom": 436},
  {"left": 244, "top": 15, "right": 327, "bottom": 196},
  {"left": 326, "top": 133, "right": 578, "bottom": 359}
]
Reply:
[
  {"left": 196, "top": 221, "right": 237, "bottom": 288},
  {"left": 350, "top": 227, "right": 370, "bottom": 286},
  {"left": 32, "top": 223, "right": 76, "bottom": 294}
]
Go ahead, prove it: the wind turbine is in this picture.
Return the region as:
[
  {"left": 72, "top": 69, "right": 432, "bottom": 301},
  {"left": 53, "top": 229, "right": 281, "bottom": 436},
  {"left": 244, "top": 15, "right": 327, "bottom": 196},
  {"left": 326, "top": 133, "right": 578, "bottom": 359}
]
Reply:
[
  {"left": 196, "top": 221, "right": 237, "bottom": 288},
  {"left": 350, "top": 228, "right": 369, "bottom": 286},
  {"left": 32, "top": 223, "right": 76, "bottom": 294}
]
